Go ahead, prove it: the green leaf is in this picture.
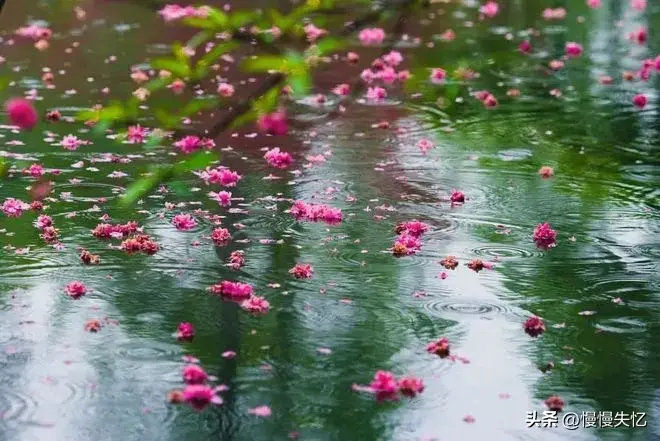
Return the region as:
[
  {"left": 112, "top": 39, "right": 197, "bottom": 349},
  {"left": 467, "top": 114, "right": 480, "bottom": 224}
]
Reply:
[
  {"left": 119, "top": 167, "right": 173, "bottom": 207},
  {"left": 154, "top": 109, "right": 179, "bottom": 129},
  {"left": 178, "top": 97, "right": 219, "bottom": 118},
  {"left": 310, "top": 38, "right": 345, "bottom": 56},
  {"left": 0, "top": 159, "right": 9, "bottom": 178},
  {"left": 253, "top": 86, "right": 281, "bottom": 114},
  {"left": 268, "top": 10, "right": 285, "bottom": 29},
  {"left": 230, "top": 10, "right": 259, "bottom": 29},
  {"left": 289, "top": 72, "right": 311, "bottom": 97},
  {"left": 169, "top": 180, "right": 193, "bottom": 197},
  {"left": 195, "top": 42, "right": 239, "bottom": 77},
  {"left": 243, "top": 55, "right": 287, "bottom": 73},
  {"left": 207, "top": 7, "right": 230, "bottom": 28},
  {"left": 175, "top": 150, "right": 219, "bottom": 173},
  {"left": 230, "top": 109, "right": 258, "bottom": 129},
  {"left": 0, "top": 77, "right": 10, "bottom": 93},
  {"left": 182, "top": 17, "right": 218, "bottom": 30},
  {"left": 186, "top": 30, "right": 213, "bottom": 50},
  {"left": 151, "top": 58, "right": 190, "bottom": 78}
]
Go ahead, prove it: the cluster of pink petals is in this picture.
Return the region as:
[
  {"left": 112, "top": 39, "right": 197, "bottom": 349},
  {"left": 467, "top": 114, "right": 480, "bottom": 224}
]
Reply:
[
  {"left": 80, "top": 249, "right": 100, "bottom": 265},
  {"left": 332, "top": 83, "right": 350, "bottom": 96},
  {"left": 172, "top": 213, "right": 197, "bottom": 231},
  {"left": 183, "top": 364, "right": 210, "bottom": 384},
  {"left": 5, "top": 98, "right": 38, "bottom": 130},
  {"left": 16, "top": 24, "right": 52, "bottom": 40},
  {"left": 198, "top": 166, "right": 242, "bottom": 187},
  {"left": 450, "top": 190, "right": 466, "bottom": 203},
  {"left": 565, "top": 42, "right": 583, "bottom": 58},
  {"left": 304, "top": 24, "right": 327, "bottom": 42},
  {"left": 479, "top": 1, "right": 499, "bottom": 18},
  {"left": 587, "top": 0, "right": 602, "bottom": 8},
  {"left": 208, "top": 280, "right": 254, "bottom": 299},
  {"left": 395, "top": 220, "right": 429, "bottom": 238},
  {"left": 542, "top": 7, "right": 566, "bottom": 20},
  {"left": 289, "top": 263, "right": 314, "bottom": 279},
  {"left": 631, "top": 0, "right": 646, "bottom": 11},
  {"left": 290, "top": 201, "right": 343, "bottom": 225},
  {"left": 366, "top": 87, "right": 387, "bottom": 101},
  {"left": 158, "top": 4, "right": 209, "bottom": 22},
  {"left": 519, "top": 40, "right": 532, "bottom": 54},
  {"left": 217, "top": 82, "right": 235, "bottom": 97},
  {"left": 473, "top": 90, "right": 498, "bottom": 108},
  {"left": 173, "top": 136, "right": 215, "bottom": 154},
  {"left": 264, "top": 148, "right": 293, "bottom": 169},
  {"left": 427, "top": 337, "right": 451, "bottom": 358},
  {"left": 358, "top": 28, "right": 385, "bottom": 46},
  {"left": 65, "top": 281, "right": 87, "bottom": 299},
  {"left": 360, "top": 371, "right": 424, "bottom": 401},
  {"left": 523, "top": 315, "right": 546, "bottom": 337},
  {"left": 417, "top": 139, "right": 434, "bottom": 155},
  {"left": 35, "top": 214, "right": 53, "bottom": 230},
  {"left": 120, "top": 234, "right": 160, "bottom": 255},
  {"left": 210, "top": 191, "right": 232, "bottom": 207},
  {"left": 127, "top": 125, "right": 149, "bottom": 144},
  {"left": 628, "top": 28, "right": 647, "bottom": 45},
  {"left": 2, "top": 198, "right": 30, "bottom": 217},
  {"left": 60, "top": 135, "right": 89, "bottom": 151},
  {"left": 257, "top": 110, "right": 288, "bottom": 136},
  {"left": 210, "top": 227, "right": 231, "bottom": 246},
  {"left": 227, "top": 250, "right": 245, "bottom": 270},
  {"left": 34, "top": 213, "right": 60, "bottom": 244},
  {"left": 393, "top": 220, "right": 429, "bottom": 256},
  {"left": 633, "top": 94, "right": 647, "bottom": 108},
  {"left": 92, "top": 222, "right": 139, "bottom": 239},
  {"left": 176, "top": 322, "right": 195, "bottom": 341},
  {"left": 240, "top": 296, "right": 270, "bottom": 314},
  {"left": 532, "top": 223, "right": 557, "bottom": 249},
  {"left": 466, "top": 258, "right": 495, "bottom": 272},
  {"left": 429, "top": 68, "right": 447, "bottom": 84},
  {"left": 24, "top": 163, "right": 45, "bottom": 178}
]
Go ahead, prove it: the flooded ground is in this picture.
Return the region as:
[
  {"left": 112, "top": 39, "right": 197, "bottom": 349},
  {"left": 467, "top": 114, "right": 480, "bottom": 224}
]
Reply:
[{"left": 0, "top": 1, "right": 658, "bottom": 440}]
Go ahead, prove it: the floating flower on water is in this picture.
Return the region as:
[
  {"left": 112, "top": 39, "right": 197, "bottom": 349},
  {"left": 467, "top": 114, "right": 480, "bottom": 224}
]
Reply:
[
  {"left": 2, "top": 198, "right": 30, "bottom": 217},
  {"left": 538, "top": 166, "right": 554, "bottom": 178},
  {"left": 366, "top": 86, "right": 387, "bottom": 101},
  {"left": 416, "top": 139, "right": 434, "bottom": 155},
  {"left": 439, "top": 256, "right": 459, "bottom": 270},
  {"left": 290, "top": 201, "right": 343, "bottom": 225},
  {"left": 210, "top": 190, "right": 232, "bottom": 207},
  {"left": 172, "top": 214, "right": 197, "bottom": 231},
  {"left": 173, "top": 136, "right": 215, "bottom": 154},
  {"left": 158, "top": 4, "right": 209, "bottom": 22},
  {"left": 127, "top": 125, "right": 149, "bottom": 144},
  {"left": 183, "top": 384, "right": 222, "bottom": 410},
  {"left": 369, "top": 370, "right": 399, "bottom": 401},
  {"left": 183, "top": 364, "right": 209, "bottom": 384},
  {"left": 549, "top": 60, "right": 565, "bottom": 71},
  {"left": 241, "top": 296, "right": 270, "bottom": 314},
  {"left": 16, "top": 24, "right": 52, "bottom": 40},
  {"left": 633, "top": 94, "right": 647, "bottom": 108},
  {"left": 227, "top": 250, "right": 245, "bottom": 270},
  {"left": 565, "top": 42, "right": 583, "bottom": 58},
  {"left": 523, "top": 315, "right": 545, "bottom": 337},
  {"left": 257, "top": 110, "right": 288, "bottom": 136},
  {"left": 359, "top": 28, "right": 385, "bottom": 46},
  {"left": 130, "top": 70, "right": 149, "bottom": 84},
  {"left": 80, "top": 249, "right": 100, "bottom": 265},
  {"left": 450, "top": 190, "right": 465, "bottom": 203},
  {"left": 120, "top": 234, "right": 160, "bottom": 255},
  {"left": 395, "top": 220, "right": 429, "bottom": 238},
  {"left": 176, "top": 322, "right": 195, "bottom": 342},
  {"left": 60, "top": 135, "right": 87, "bottom": 151},
  {"left": 304, "top": 23, "right": 327, "bottom": 42},
  {"left": 84, "top": 319, "right": 102, "bottom": 333},
  {"left": 519, "top": 40, "right": 532, "bottom": 54},
  {"left": 92, "top": 222, "right": 140, "bottom": 239},
  {"left": 628, "top": 27, "right": 647, "bottom": 45},
  {"left": 24, "top": 163, "right": 44, "bottom": 178},
  {"left": 40, "top": 226, "right": 60, "bottom": 244},
  {"left": 209, "top": 280, "right": 254, "bottom": 299},
  {"left": 35, "top": 214, "right": 53, "bottom": 229},
  {"left": 211, "top": 227, "right": 231, "bottom": 246},
  {"left": 289, "top": 263, "right": 314, "bottom": 279},
  {"left": 587, "top": 0, "right": 601, "bottom": 8},
  {"left": 479, "top": 1, "right": 499, "bottom": 18},
  {"left": 426, "top": 337, "right": 451, "bottom": 358},
  {"left": 264, "top": 147, "right": 293, "bottom": 169},
  {"left": 65, "top": 281, "right": 87, "bottom": 299},
  {"left": 5, "top": 98, "right": 38, "bottom": 130},
  {"left": 631, "top": 0, "right": 646, "bottom": 11},
  {"left": 463, "top": 415, "right": 476, "bottom": 423},
  {"left": 332, "top": 83, "right": 350, "bottom": 96},
  {"left": 397, "top": 376, "right": 425, "bottom": 397},
  {"left": 46, "top": 109, "right": 61, "bottom": 122},
  {"left": 198, "top": 166, "right": 242, "bottom": 187},
  {"left": 533, "top": 223, "right": 557, "bottom": 249},
  {"left": 167, "top": 389, "right": 185, "bottom": 404},
  {"left": 169, "top": 79, "right": 186, "bottom": 94},
  {"left": 429, "top": 68, "right": 447, "bottom": 84},
  {"left": 392, "top": 233, "right": 422, "bottom": 256},
  {"left": 545, "top": 395, "right": 565, "bottom": 412},
  {"left": 248, "top": 405, "right": 272, "bottom": 417},
  {"left": 383, "top": 50, "right": 403, "bottom": 67},
  {"left": 216, "top": 82, "right": 235, "bottom": 98},
  {"left": 467, "top": 259, "right": 486, "bottom": 272}
]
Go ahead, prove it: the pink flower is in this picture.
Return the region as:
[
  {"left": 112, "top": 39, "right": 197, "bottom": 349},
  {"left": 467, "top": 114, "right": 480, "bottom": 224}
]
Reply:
[
  {"left": 479, "top": 1, "right": 499, "bottom": 18},
  {"left": 366, "top": 87, "right": 387, "bottom": 101},
  {"left": 519, "top": 40, "right": 532, "bottom": 54},
  {"left": 172, "top": 214, "right": 197, "bottom": 231},
  {"left": 392, "top": 233, "right": 422, "bottom": 256},
  {"left": 397, "top": 376, "right": 424, "bottom": 397},
  {"left": 549, "top": 60, "right": 565, "bottom": 70},
  {"left": 359, "top": 28, "right": 385, "bottom": 46},
  {"left": 587, "top": 0, "right": 601, "bottom": 8},
  {"left": 545, "top": 395, "right": 565, "bottom": 412},
  {"left": 360, "top": 69, "right": 375, "bottom": 84},
  {"left": 378, "top": 67, "right": 398, "bottom": 84},
  {"left": 332, "top": 83, "right": 350, "bottom": 96},
  {"left": 565, "top": 42, "right": 583, "bottom": 58},
  {"left": 176, "top": 322, "right": 195, "bottom": 341},
  {"left": 127, "top": 125, "right": 149, "bottom": 144},
  {"left": 91, "top": 221, "right": 139, "bottom": 239},
  {"left": 217, "top": 82, "right": 235, "bottom": 97},
  {"left": 168, "top": 79, "right": 186, "bottom": 94},
  {"left": 430, "top": 68, "right": 447, "bottom": 84},
  {"left": 183, "top": 384, "right": 222, "bottom": 410},
  {"left": 241, "top": 296, "right": 270, "bottom": 314},
  {"left": 61, "top": 135, "right": 86, "bottom": 151},
  {"left": 198, "top": 167, "right": 242, "bottom": 187},
  {"left": 383, "top": 51, "right": 403, "bottom": 67},
  {"left": 158, "top": 5, "right": 206, "bottom": 21},
  {"left": 5, "top": 98, "right": 38, "bottom": 130},
  {"left": 16, "top": 24, "right": 52, "bottom": 41},
  {"left": 209, "top": 280, "right": 254, "bottom": 299},
  {"left": 524, "top": 315, "right": 546, "bottom": 337},
  {"left": 629, "top": 28, "right": 647, "bottom": 45},
  {"left": 394, "top": 220, "right": 429, "bottom": 238},
  {"left": 631, "top": 0, "right": 646, "bottom": 11},
  {"left": 450, "top": 190, "right": 465, "bottom": 203},
  {"left": 257, "top": 110, "right": 288, "bottom": 136},
  {"left": 290, "top": 201, "right": 343, "bottom": 225},
  {"left": 227, "top": 250, "right": 245, "bottom": 270},
  {"left": 633, "top": 94, "right": 647, "bottom": 108},
  {"left": 2, "top": 198, "right": 29, "bottom": 217},
  {"left": 264, "top": 147, "right": 293, "bottom": 169},
  {"left": 482, "top": 93, "right": 498, "bottom": 108},
  {"left": 210, "top": 191, "right": 232, "bottom": 207},
  {"left": 369, "top": 370, "right": 399, "bottom": 401},
  {"left": 304, "top": 23, "right": 326, "bottom": 42},
  {"left": 289, "top": 263, "right": 314, "bottom": 279},
  {"left": 426, "top": 337, "right": 450, "bottom": 357},
  {"left": 417, "top": 139, "right": 434, "bottom": 154},
  {"left": 25, "top": 163, "right": 44, "bottom": 178},
  {"left": 174, "top": 136, "right": 215, "bottom": 154},
  {"left": 543, "top": 8, "right": 566, "bottom": 20},
  {"left": 248, "top": 405, "right": 272, "bottom": 417},
  {"left": 183, "top": 364, "right": 209, "bottom": 384},
  {"left": 538, "top": 166, "right": 554, "bottom": 178},
  {"left": 397, "top": 70, "right": 412, "bottom": 82},
  {"left": 532, "top": 223, "right": 557, "bottom": 249},
  {"left": 211, "top": 227, "right": 231, "bottom": 245},
  {"left": 35, "top": 214, "right": 53, "bottom": 229},
  {"left": 65, "top": 281, "right": 87, "bottom": 299}
]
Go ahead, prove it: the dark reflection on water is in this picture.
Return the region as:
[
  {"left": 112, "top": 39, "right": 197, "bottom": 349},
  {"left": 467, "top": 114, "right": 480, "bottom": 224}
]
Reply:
[{"left": 0, "top": 0, "right": 659, "bottom": 440}]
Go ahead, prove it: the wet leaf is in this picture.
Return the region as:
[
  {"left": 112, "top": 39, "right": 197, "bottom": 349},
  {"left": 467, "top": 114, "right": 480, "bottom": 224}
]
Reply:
[
  {"left": 289, "top": 72, "right": 311, "bottom": 98},
  {"left": 254, "top": 87, "right": 281, "bottom": 114},
  {"left": 243, "top": 55, "right": 287, "bottom": 73},
  {"left": 230, "top": 10, "right": 259, "bottom": 29},
  {"left": 120, "top": 167, "right": 172, "bottom": 207}
]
